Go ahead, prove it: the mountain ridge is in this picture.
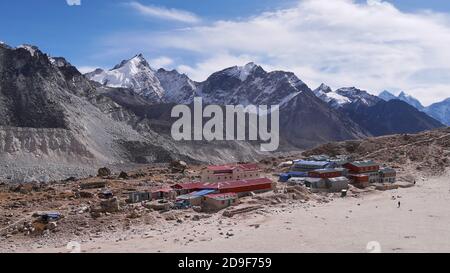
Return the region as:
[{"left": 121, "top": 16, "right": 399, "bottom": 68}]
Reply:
[
  {"left": 378, "top": 90, "right": 449, "bottom": 125},
  {"left": 0, "top": 43, "right": 446, "bottom": 181}
]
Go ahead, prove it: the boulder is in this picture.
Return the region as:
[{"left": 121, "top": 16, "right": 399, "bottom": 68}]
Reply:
[
  {"left": 127, "top": 210, "right": 142, "bottom": 219},
  {"left": 47, "top": 222, "right": 57, "bottom": 231},
  {"left": 170, "top": 160, "right": 187, "bottom": 173},
  {"left": 118, "top": 171, "right": 129, "bottom": 179},
  {"left": 31, "top": 221, "right": 47, "bottom": 234},
  {"left": 146, "top": 201, "right": 171, "bottom": 211},
  {"left": 97, "top": 167, "right": 111, "bottom": 177},
  {"left": 78, "top": 191, "right": 95, "bottom": 198},
  {"left": 100, "top": 197, "right": 120, "bottom": 213},
  {"left": 164, "top": 212, "right": 178, "bottom": 221},
  {"left": 65, "top": 177, "right": 77, "bottom": 182}
]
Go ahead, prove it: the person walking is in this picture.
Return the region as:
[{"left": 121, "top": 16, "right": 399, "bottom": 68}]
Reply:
[{"left": 397, "top": 201, "right": 401, "bottom": 208}]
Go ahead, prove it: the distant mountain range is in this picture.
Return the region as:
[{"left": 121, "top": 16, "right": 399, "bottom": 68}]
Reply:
[
  {"left": 86, "top": 55, "right": 368, "bottom": 148},
  {"left": 379, "top": 90, "right": 449, "bottom": 125},
  {"left": 85, "top": 52, "right": 446, "bottom": 138},
  {"left": 310, "top": 85, "right": 443, "bottom": 136},
  {"left": 0, "top": 41, "right": 447, "bottom": 180}
]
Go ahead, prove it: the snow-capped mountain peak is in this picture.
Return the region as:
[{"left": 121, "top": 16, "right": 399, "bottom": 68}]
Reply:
[
  {"left": 378, "top": 90, "right": 424, "bottom": 110},
  {"left": 49, "top": 56, "right": 72, "bottom": 68},
  {"left": 313, "top": 86, "right": 381, "bottom": 108},
  {"left": 224, "top": 62, "right": 263, "bottom": 81},
  {"left": 17, "top": 44, "right": 40, "bottom": 56},
  {"left": 379, "top": 90, "right": 397, "bottom": 101},
  {"left": 335, "top": 87, "right": 381, "bottom": 106},
  {"left": 312, "top": 84, "right": 350, "bottom": 108},
  {"left": 0, "top": 41, "right": 12, "bottom": 49},
  {"left": 85, "top": 54, "right": 164, "bottom": 102},
  {"left": 313, "top": 83, "right": 333, "bottom": 94},
  {"left": 156, "top": 68, "right": 197, "bottom": 103},
  {"left": 112, "top": 53, "right": 150, "bottom": 71}
]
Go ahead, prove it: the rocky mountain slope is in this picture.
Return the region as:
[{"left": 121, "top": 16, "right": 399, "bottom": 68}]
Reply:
[
  {"left": 0, "top": 44, "right": 264, "bottom": 182},
  {"left": 0, "top": 43, "right": 446, "bottom": 182},
  {"left": 303, "top": 127, "right": 450, "bottom": 176},
  {"left": 90, "top": 58, "right": 369, "bottom": 148},
  {"left": 87, "top": 55, "right": 443, "bottom": 140},
  {"left": 343, "top": 100, "right": 444, "bottom": 136}
]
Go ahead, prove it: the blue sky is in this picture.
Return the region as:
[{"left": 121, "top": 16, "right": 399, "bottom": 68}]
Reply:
[
  {"left": 1, "top": 0, "right": 450, "bottom": 105},
  {"left": 0, "top": 0, "right": 298, "bottom": 64}
]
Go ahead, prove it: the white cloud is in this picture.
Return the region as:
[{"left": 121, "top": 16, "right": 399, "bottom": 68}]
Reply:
[
  {"left": 104, "top": 0, "right": 450, "bottom": 105},
  {"left": 66, "top": 0, "right": 81, "bottom": 6},
  {"left": 149, "top": 56, "right": 174, "bottom": 69},
  {"left": 177, "top": 54, "right": 257, "bottom": 81},
  {"left": 128, "top": 2, "right": 200, "bottom": 24}
]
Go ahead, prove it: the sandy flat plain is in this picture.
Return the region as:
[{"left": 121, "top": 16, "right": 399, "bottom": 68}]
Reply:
[{"left": 29, "top": 171, "right": 450, "bottom": 253}]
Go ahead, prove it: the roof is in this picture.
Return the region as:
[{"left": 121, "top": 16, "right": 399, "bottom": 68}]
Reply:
[
  {"left": 173, "top": 178, "right": 273, "bottom": 192},
  {"left": 293, "top": 160, "right": 330, "bottom": 167},
  {"left": 328, "top": 177, "right": 349, "bottom": 182},
  {"left": 151, "top": 188, "right": 172, "bottom": 193},
  {"left": 214, "top": 173, "right": 233, "bottom": 176},
  {"left": 287, "top": 177, "right": 307, "bottom": 182},
  {"left": 172, "top": 182, "right": 218, "bottom": 190},
  {"left": 206, "top": 163, "right": 260, "bottom": 172},
  {"left": 217, "top": 178, "right": 273, "bottom": 190},
  {"left": 287, "top": 177, "right": 323, "bottom": 182},
  {"left": 207, "top": 165, "right": 235, "bottom": 171},
  {"left": 379, "top": 167, "right": 396, "bottom": 173},
  {"left": 348, "top": 174, "right": 369, "bottom": 178},
  {"left": 205, "top": 193, "right": 238, "bottom": 200},
  {"left": 176, "top": 194, "right": 198, "bottom": 200},
  {"left": 239, "top": 163, "right": 260, "bottom": 171},
  {"left": 280, "top": 172, "right": 308, "bottom": 178},
  {"left": 310, "top": 168, "right": 344, "bottom": 174},
  {"left": 287, "top": 171, "right": 308, "bottom": 176},
  {"left": 347, "top": 160, "right": 379, "bottom": 168},
  {"left": 191, "top": 190, "right": 216, "bottom": 196},
  {"left": 307, "top": 155, "right": 330, "bottom": 161},
  {"left": 304, "top": 178, "right": 324, "bottom": 183}
]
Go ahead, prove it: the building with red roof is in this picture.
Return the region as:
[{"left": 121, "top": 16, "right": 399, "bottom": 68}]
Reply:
[
  {"left": 308, "top": 168, "right": 346, "bottom": 179},
  {"left": 151, "top": 188, "right": 175, "bottom": 200},
  {"left": 172, "top": 178, "right": 274, "bottom": 196},
  {"left": 201, "top": 163, "right": 261, "bottom": 183},
  {"left": 344, "top": 160, "right": 380, "bottom": 184}
]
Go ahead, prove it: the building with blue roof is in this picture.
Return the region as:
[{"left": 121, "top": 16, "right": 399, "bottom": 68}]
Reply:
[
  {"left": 291, "top": 160, "right": 335, "bottom": 172},
  {"left": 279, "top": 171, "right": 309, "bottom": 182}
]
